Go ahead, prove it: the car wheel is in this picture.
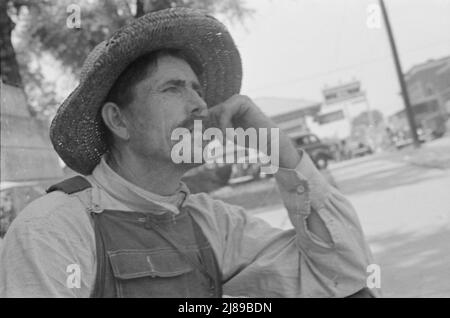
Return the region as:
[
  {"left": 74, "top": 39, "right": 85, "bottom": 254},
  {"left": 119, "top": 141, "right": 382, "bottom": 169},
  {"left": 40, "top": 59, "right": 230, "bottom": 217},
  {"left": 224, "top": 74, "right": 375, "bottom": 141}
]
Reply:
[{"left": 315, "top": 154, "right": 328, "bottom": 170}]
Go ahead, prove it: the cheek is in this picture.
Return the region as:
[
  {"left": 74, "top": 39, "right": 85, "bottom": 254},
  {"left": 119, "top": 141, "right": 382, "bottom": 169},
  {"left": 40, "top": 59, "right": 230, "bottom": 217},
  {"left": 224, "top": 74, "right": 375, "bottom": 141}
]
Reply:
[
  {"left": 125, "top": 107, "right": 156, "bottom": 152},
  {"left": 154, "top": 102, "right": 186, "bottom": 142},
  {"left": 129, "top": 111, "right": 179, "bottom": 155},
  {"left": 130, "top": 112, "right": 153, "bottom": 139},
  {"left": 128, "top": 95, "right": 186, "bottom": 152}
]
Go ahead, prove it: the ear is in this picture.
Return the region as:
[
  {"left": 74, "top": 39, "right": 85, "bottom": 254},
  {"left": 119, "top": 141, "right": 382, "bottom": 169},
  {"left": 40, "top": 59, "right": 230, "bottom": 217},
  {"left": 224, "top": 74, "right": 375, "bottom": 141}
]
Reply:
[{"left": 101, "top": 102, "right": 130, "bottom": 142}]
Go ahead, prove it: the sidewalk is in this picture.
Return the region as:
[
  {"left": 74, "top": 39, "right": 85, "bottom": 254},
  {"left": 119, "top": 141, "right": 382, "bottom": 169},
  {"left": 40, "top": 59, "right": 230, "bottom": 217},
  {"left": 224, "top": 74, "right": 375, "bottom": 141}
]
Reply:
[
  {"left": 398, "top": 135, "right": 450, "bottom": 170},
  {"left": 250, "top": 143, "right": 450, "bottom": 297}
]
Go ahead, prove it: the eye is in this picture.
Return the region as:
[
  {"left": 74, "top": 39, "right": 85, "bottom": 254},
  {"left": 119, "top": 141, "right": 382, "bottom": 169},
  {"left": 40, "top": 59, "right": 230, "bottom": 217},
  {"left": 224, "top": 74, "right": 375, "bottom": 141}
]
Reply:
[{"left": 163, "top": 86, "right": 179, "bottom": 93}]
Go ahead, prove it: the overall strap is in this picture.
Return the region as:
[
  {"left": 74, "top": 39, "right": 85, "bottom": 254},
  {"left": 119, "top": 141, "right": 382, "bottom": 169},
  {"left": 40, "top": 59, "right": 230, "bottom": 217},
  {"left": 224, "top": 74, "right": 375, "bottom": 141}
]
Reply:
[
  {"left": 46, "top": 176, "right": 92, "bottom": 194},
  {"left": 90, "top": 212, "right": 110, "bottom": 298},
  {"left": 46, "top": 176, "right": 106, "bottom": 298},
  {"left": 191, "top": 215, "right": 223, "bottom": 297}
]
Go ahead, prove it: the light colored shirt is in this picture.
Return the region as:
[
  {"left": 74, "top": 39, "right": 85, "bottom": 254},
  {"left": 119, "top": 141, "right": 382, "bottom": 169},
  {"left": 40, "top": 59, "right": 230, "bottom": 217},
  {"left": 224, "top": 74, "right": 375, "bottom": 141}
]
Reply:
[{"left": 0, "top": 151, "right": 378, "bottom": 297}]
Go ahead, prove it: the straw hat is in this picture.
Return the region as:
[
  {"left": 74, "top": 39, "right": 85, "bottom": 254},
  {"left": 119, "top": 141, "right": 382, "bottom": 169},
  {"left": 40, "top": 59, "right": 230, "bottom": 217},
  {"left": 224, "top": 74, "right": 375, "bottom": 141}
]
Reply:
[{"left": 50, "top": 8, "right": 242, "bottom": 175}]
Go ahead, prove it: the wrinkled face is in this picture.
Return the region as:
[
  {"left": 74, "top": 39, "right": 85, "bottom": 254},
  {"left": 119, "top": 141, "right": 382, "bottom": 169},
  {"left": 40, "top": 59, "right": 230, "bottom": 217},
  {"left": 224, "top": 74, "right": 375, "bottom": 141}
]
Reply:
[{"left": 123, "top": 55, "right": 208, "bottom": 166}]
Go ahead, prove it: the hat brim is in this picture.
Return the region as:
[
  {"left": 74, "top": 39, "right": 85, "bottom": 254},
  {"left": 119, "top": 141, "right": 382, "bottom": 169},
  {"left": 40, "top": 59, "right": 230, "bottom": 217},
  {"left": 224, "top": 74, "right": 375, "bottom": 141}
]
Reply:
[{"left": 50, "top": 8, "right": 242, "bottom": 175}]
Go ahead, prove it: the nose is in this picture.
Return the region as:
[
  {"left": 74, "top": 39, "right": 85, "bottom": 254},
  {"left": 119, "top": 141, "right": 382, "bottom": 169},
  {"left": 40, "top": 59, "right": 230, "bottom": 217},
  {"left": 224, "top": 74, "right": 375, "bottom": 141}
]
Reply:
[{"left": 187, "top": 89, "right": 208, "bottom": 117}]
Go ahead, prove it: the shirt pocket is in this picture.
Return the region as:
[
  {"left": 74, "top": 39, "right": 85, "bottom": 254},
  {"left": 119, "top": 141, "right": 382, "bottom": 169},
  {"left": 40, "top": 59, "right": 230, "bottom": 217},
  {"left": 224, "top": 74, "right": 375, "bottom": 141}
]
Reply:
[{"left": 108, "top": 249, "right": 203, "bottom": 298}]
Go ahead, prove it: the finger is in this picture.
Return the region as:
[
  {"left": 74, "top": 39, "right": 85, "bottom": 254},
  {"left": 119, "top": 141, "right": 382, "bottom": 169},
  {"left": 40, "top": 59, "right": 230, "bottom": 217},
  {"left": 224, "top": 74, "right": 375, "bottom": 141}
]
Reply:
[
  {"left": 210, "top": 94, "right": 243, "bottom": 115},
  {"left": 207, "top": 104, "right": 225, "bottom": 130},
  {"left": 207, "top": 105, "right": 228, "bottom": 149}
]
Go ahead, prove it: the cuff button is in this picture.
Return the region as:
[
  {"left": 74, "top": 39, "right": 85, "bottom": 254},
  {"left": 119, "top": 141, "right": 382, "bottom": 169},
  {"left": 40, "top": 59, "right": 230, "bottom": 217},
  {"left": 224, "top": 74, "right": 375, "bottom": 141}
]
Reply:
[{"left": 296, "top": 184, "right": 306, "bottom": 194}]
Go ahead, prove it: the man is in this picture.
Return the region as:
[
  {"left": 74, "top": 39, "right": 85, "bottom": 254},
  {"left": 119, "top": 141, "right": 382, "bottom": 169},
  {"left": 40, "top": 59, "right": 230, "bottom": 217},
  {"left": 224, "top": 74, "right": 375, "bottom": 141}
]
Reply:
[{"left": 0, "top": 8, "right": 377, "bottom": 297}]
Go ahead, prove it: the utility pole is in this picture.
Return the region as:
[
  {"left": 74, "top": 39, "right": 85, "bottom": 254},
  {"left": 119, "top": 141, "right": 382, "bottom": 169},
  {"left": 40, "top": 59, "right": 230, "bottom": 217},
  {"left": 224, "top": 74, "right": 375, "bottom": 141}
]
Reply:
[{"left": 379, "top": 0, "right": 420, "bottom": 147}]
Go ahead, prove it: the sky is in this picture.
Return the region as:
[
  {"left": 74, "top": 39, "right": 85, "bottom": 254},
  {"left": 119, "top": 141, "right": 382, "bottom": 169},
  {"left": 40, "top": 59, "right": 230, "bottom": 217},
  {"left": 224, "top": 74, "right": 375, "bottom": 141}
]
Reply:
[
  {"left": 16, "top": 0, "right": 450, "bottom": 120},
  {"left": 220, "top": 0, "right": 450, "bottom": 117}
]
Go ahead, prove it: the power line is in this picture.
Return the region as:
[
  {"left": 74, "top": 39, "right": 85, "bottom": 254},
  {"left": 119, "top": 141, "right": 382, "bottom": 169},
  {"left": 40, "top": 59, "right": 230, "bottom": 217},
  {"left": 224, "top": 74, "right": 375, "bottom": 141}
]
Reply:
[
  {"left": 246, "top": 40, "right": 450, "bottom": 93},
  {"left": 380, "top": 0, "right": 420, "bottom": 147}
]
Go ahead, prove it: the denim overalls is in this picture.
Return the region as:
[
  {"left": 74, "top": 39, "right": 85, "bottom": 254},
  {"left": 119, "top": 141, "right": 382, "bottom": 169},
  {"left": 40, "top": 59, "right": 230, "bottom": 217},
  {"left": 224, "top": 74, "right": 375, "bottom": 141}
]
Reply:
[{"left": 47, "top": 176, "right": 222, "bottom": 298}]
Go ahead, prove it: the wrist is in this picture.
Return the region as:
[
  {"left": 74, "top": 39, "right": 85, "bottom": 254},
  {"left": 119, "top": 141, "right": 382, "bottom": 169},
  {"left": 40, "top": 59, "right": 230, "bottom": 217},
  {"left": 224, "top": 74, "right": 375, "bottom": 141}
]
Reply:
[{"left": 278, "top": 135, "right": 302, "bottom": 169}]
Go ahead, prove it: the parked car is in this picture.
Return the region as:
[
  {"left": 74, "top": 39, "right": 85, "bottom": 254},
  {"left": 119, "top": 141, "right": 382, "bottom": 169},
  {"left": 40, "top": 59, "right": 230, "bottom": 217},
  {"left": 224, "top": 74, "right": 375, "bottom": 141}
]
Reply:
[
  {"left": 351, "top": 142, "right": 373, "bottom": 158},
  {"left": 421, "top": 112, "right": 448, "bottom": 139},
  {"left": 393, "top": 128, "right": 428, "bottom": 149},
  {"left": 291, "top": 133, "right": 334, "bottom": 169}
]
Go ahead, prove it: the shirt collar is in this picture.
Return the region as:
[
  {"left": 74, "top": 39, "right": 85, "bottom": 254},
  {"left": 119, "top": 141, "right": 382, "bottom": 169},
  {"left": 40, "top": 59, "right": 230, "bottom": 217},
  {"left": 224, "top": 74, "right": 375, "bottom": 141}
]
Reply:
[{"left": 91, "top": 156, "right": 190, "bottom": 214}]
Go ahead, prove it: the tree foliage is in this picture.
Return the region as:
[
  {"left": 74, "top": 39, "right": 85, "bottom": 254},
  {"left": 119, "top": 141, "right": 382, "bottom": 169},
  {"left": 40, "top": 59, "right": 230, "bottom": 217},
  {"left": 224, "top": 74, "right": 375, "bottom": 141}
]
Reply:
[
  {"left": 351, "top": 109, "right": 386, "bottom": 145},
  {"left": 352, "top": 110, "right": 384, "bottom": 128},
  {"left": 0, "top": 0, "right": 22, "bottom": 86},
  {"left": 6, "top": 0, "right": 252, "bottom": 119}
]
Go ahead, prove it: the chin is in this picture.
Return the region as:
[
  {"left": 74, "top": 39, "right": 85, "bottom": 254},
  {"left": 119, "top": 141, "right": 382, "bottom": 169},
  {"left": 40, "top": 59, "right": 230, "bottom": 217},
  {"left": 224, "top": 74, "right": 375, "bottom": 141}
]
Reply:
[
  {"left": 182, "top": 161, "right": 204, "bottom": 169},
  {"left": 168, "top": 157, "right": 204, "bottom": 169}
]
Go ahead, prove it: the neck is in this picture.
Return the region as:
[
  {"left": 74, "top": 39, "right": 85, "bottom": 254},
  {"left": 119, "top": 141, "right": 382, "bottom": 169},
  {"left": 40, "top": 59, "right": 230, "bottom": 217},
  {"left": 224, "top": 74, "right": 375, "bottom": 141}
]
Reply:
[{"left": 107, "top": 147, "right": 186, "bottom": 196}]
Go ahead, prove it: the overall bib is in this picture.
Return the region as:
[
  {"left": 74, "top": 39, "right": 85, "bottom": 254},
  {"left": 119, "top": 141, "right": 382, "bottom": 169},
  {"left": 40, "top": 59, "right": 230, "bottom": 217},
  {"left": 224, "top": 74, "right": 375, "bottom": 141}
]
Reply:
[{"left": 47, "top": 176, "right": 222, "bottom": 298}]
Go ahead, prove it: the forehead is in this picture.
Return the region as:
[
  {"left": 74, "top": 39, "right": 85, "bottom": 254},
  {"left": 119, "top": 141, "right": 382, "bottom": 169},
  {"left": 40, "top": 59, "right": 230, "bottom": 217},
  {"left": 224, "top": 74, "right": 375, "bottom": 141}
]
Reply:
[{"left": 148, "top": 55, "right": 200, "bottom": 85}]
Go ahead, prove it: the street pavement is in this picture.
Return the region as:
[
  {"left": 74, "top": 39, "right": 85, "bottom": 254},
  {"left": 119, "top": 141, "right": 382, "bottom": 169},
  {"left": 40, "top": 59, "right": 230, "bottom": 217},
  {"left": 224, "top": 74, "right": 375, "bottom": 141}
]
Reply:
[{"left": 251, "top": 136, "right": 450, "bottom": 297}]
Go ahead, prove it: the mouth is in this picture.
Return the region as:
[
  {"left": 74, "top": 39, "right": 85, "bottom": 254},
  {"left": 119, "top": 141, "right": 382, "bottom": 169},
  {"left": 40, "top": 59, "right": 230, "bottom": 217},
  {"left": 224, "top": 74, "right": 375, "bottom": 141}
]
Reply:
[{"left": 187, "top": 122, "right": 207, "bottom": 135}]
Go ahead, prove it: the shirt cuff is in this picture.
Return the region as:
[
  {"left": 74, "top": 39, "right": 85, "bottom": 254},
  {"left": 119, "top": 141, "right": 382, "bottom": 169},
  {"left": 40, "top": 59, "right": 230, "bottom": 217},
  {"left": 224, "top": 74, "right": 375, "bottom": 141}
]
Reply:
[
  {"left": 274, "top": 149, "right": 331, "bottom": 205},
  {"left": 274, "top": 149, "right": 335, "bottom": 248}
]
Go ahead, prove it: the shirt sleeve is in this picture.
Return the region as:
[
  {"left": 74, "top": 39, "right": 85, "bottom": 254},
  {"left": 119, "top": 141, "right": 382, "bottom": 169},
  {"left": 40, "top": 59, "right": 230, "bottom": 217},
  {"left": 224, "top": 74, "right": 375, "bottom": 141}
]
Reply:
[
  {"left": 211, "top": 151, "right": 378, "bottom": 297},
  {"left": 0, "top": 193, "right": 96, "bottom": 298}
]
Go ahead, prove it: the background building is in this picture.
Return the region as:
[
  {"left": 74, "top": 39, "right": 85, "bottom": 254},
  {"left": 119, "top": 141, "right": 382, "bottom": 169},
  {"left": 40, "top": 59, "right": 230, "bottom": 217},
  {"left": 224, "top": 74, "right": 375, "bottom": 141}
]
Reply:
[
  {"left": 254, "top": 97, "right": 321, "bottom": 137},
  {"left": 307, "top": 80, "right": 370, "bottom": 141},
  {"left": 1, "top": 81, "right": 63, "bottom": 237},
  {"left": 389, "top": 56, "right": 450, "bottom": 137}
]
